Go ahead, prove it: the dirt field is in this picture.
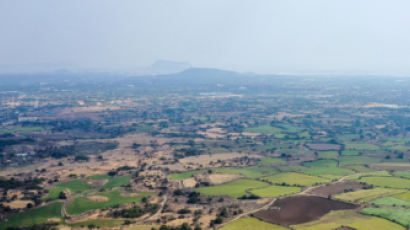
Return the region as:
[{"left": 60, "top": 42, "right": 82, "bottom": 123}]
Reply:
[
  {"left": 208, "top": 173, "right": 241, "bottom": 184},
  {"left": 87, "top": 195, "right": 109, "bottom": 202},
  {"left": 253, "top": 196, "right": 357, "bottom": 225},
  {"left": 306, "top": 181, "right": 366, "bottom": 197}
]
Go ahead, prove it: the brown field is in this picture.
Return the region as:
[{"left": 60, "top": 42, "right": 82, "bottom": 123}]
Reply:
[
  {"left": 182, "top": 178, "right": 197, "bottom": 188},
  {"left": 306, "top": 181, "right": 366, "bottom": 197},
  {"left": 306, "top": 143, "right": 341, "bottom": 151},
  {"left": 4, "top": 200, "right": 33, "bottom": 209},
  {"left": 253, "top": 196, "right": 357, "bottom": 226},
  {"left": 208, "top": 173, "right": 241, "bottom": 184},
  {"left": 87, "top": 195, "right": 109, "bottom": 202}
]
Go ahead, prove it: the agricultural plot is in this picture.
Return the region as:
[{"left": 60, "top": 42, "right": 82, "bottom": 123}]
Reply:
[
  {"left": 66, "top": 190, "right": 150, "bottom": 215},
  {"left": 101, "top": 175, "right": 131, "bottom": 189},
  {"left": 245, "top": 125, "right": 283, "bottom": 135},
  {"left": 212, "top": 166, "right": 278, "bottom": 179},
  {"left": 340, "top": 156, "right": 380, "bottom": 165},
  {"left": 0, "top": 202, "right": 63, "bottom": 229},
  {"left": 168, "top": 170, "right": 206, "bottom": 180},
  {"left": 250, "top": 185, "right": 301, "bottom": 198},
  {"left": 220, "top": 217, "right": 289, "bottom": 230},
  {"left": 259, "top": 157, "right": 285, "bottom": 165},
  {"left": 338, "top": 134, "right": 360, "bottom": 141},
  {"left": 292, "top": 209, "right": 405, "bottom": 230},
  {"left": 394, "top": 192, "right": 410, "bottom": 202},
  {"left": 302, "top": 159, "right": 338, "bottom": 168},
  {"left": 359, "top": 176, "right": 410, "bottom": 189},
  {"left": 345, "top": 171, "right": 391, "bottom": 181},
  {"left": 334, "top": 187, "right": 404, "bottom": 203},
  {"left": 372, "top": 196, "right": 410, "bottom": 207},
  {"left": 317, "top": 151, "right": 339, "bottom": 159},
  {"left": 47, "top": 179, "right": 92, "bottom": 200},
  {"left": 341, "top": 150, "right": 360, "bottom": 156},
  {"left": 361, "top": 207, "right": 410, "bottom": 227},
  {"left": 69, "top": 219, "right": 126, "bottom": 228},
  {"left": 263, "top": 172, "right": 331, "bottom": 187},
  {"left": 301, "top": 167, "right": 354, "bottom": 177},
  {"left": 346, "top": 165, "right": 375, "bottom": 173},
  {"left": 345, "top": 143, "right": 380, "bottom": 151},
  {"left": 394, "top": 171, "right": 410, "bottom": 179},
  {"left": 195, "top": 179, "right": 268, "bottom": 198}
]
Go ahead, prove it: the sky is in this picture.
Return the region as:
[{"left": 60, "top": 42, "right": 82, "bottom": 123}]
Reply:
[{"left": 1, "top": 0, "right": 410, "bottom": 75}]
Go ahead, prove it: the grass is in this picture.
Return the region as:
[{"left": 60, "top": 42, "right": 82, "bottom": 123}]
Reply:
[
  {"left": 394, "top": 192, "right": 410, "bottom": 202},
  {"left": 0, "top": 202, "right": 63, "bottom": 229},
  {"left": 250, "top": 185, "right": 301, "bottom": 198},
  {"left": 393, "top": 171, "right": 410, "bottom": 179},
  {"left": 338, "top": 134, "right": 359, "bottom": 141},
  {"left": 220, "top": 217, "right": 289, "bottom": 230},
  {"left": 88, "top": 174, "right": 113, "bottom": 180},
  {"left": 263, "top": 172, "right": 331, "bottom": 187},
  {"left": 259, "top": 157, "right": 285, "bottom": 165},
  {"left": 346, "top": 165, "right": 375, "bottom": 173},
  {"left": 66, "top": 190, "right": 150, "bottom": 215},
  {"left": 0, "top": 126, "right": 46, "bottom": 134},
  {"left": 168, "top": 170, "right": 206, "bottom": 180},
  {"left": 345, "top": 143, "right": 380, "bottom": 151},
  {"left": 340, "top": 156, "right": 380, "bottom": 165},
  {"left": 334, "top": 187, "right": 404, "bottom": 203},
  {"left": 195, "top": 179, "right": 268, "bottom": 198},
  {"left": 317, "top": 151, "right": 339, "bottom": 159},
  {"left": 69, "top": 219, "right": 125, "bottom": 227},
  {"left": 361, "top": 207, "right": 410, "bottom": 227},
  {"left": 359, "top": 176, "right": 410, "bottom": 189},
  {"left": 292, "top": 209, "right": 405, "bottom": 230},
  {"left": 345, "top": 171, "right": 391, "bottom": 181},
  {"left": 47, "top": 179, "right": 91, "bottom": 200},
  {"left": 341, "top": 150, "right": 360, "bottom": 156},
  {"left": 101, "top": 175, "right": 131, "bottom": 189},
  {"left": 372, "top": 196, "right": 410, "bottom": 207},
  {"left": 212, "top": 166, "right": 279, "bottom": 179},
  {"left": 302, "top": 159, "right": 338, "bottom": 167},
  {"left": 301, "top": 167, "right": 354, "bottom": 176}
]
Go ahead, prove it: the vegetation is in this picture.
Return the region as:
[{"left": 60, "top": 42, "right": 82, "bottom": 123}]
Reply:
[
  {"left": 195, "top": 179, "right": 268, "bottom": 198},
  {"left": 220, "top": 217, "right": 289, "bottom": 230},
  {"left": 361, "top": 207, "right": 410, "bottom": 227}
]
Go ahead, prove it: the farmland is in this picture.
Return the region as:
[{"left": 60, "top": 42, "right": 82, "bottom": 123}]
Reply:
[
  {"left": 360, "top": 208, "right": 410, "bottom": 227},
  {"left": 250, "top": 185, "right": 301, "bottom": 198},
  {"left": 263, "top": 172, "right": 331, "bottom": 187},
  {"left": 195, "top": 179, "right": 268, "bottom": 198},
  {"left": 220, "top": 217, "right": 289, "bottom": 230}
]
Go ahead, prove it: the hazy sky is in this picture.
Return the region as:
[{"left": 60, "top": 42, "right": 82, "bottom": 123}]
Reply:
[{"left": 1, "top": 0, "right": 410, "bottom": 75}]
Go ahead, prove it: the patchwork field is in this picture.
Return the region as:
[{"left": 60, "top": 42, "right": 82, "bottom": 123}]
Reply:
[
  {"left": 66, "top": 190, "right": 150, "bottom": 215},
  {"left": 372, "top": 196, "right": 410, "bottom": 207},
  {"left": 361, "top": 207, "right": 410, "bottom": 227},
  {"left": 292, "top": 210, "right": 405, "bottom": 230},
  {"left": 334, "top": 188, "right": 404, "bottom": 203},
  {"left": 359, "top": 176, "right": 410, "bottom": 189},
  {"left": 0, "top": 202, "right": 63, "bottom": 229},
  {"left": 263, "top": 172, "right": 331, "bottom": 187},
  {"left": 250, "top": 185, "right": 301, "bottom": 198}
]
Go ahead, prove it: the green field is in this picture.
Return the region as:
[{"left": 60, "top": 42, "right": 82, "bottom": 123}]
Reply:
[
  {"left": 359, "top": 176, "right": 410, "bottom": 189},
  {"left": 0, "top": 126, "right": 46, "bottom": 134},
  {"left": 341, "top": 150, "right": 360, "bottom": 156},
  {"left": 250, "top": 185, "right": 301, "bottom": 198},
  {"left": 394, "top": 192, "right": 410, "bottom": 202},
  {"left": 345, "top": 143, "right": 380, "bottom": 151},
  {"left": 317, "top": 151, "right": 339, "bottom": 159},
  {"left": 361, "top": 207, "right": 410, "bottom": 227},
  {"left": 393, "top": 171, "right": 410, "bottom": 179},
  {"left": 335, "top": 187, "right": 404, "bottom": 203},
  {"left": 66, "top": 190, "right": 150, "bottom": 215},
  {"left": 293, "top": 209, "right": 405, "bottom": 230},
  {"left": 0, "top": 202, "right": 63, "bottom": 229},
  {"left": 345, "top": 171, "right": 391, "bottom": 181},
  {"left": 195, "top": 179, "right": 268, "bottom": 198},
  {"left": 69, "top": 219, "right": 125, "bottom": 227},
  {"left": 302, "top": 159, "right": 337, "bottom": 168},
  {"left": 259, "top": 157, "right": 285, "bottom": 165},
  {"left": 47, "top": 179, "right": 92, "bottom": 200},
  {"left": 340, "top": 156, "right": 380, "bottom": 165},
  {"left": 101, "top": 175, "right": 131, "bottom": 189},
  {"left": 212, "top": 166, "right": 278, "bottom": 179},
  {"left": 372, "top": 196, "right": 410, "bottom": 207},
  {"left": 220, "top": 217, "right": 289, "bottom": 230},
  {"left": 346, "top": 165, "right": 375, "bottom": 173},
  {"left": 301, "top": 167, "right": 354, "bottom": 176},
  {"left": 263, "top": 172, "right": 330, "bottom": 187}
]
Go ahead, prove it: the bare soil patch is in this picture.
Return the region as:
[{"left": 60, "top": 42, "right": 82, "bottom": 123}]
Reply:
[
  {"left": 208, "top": 173, "right": 241, "bottom": 184},
  {"left": 253, "top": 196, "right": 357, "bottom": 226},
  {"left": 87, "top": 195, "right": 109, "bottom": 202},
  {"left": 182, "top": 178, "right": 197, "bottom": 188},
  {"left": 4, "top": 200, "right": 33, "bottom": 209},
  {"left": 306, "top": 181, "right": 366, "bottom": 197}
]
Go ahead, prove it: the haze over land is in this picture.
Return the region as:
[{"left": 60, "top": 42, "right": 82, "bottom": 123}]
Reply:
[{"left": 2, "top": 0, "right": 410, "bottom": 75}]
